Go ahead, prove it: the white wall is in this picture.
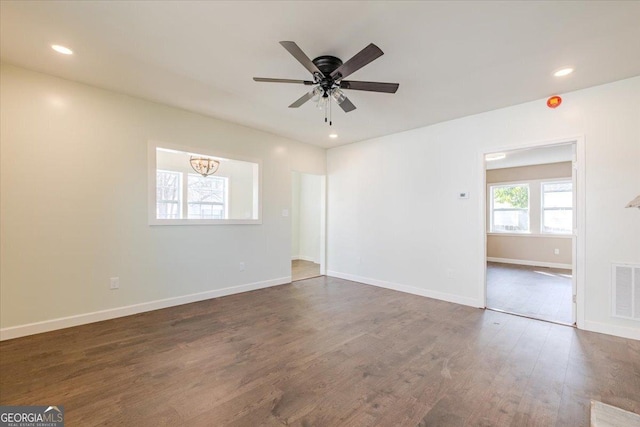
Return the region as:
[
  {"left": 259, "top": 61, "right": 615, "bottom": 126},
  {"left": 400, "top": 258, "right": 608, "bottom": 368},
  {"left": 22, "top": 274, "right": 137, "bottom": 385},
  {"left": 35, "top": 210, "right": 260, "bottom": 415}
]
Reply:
[
  {"left": 0, "top": 64, "right": 325, "bottom": 337},
  {"left": 327, "top": 76, "right": 640, "bottom": 340},
  {"left": 291, "top": 171, "right": 321, "bottom": 263}
]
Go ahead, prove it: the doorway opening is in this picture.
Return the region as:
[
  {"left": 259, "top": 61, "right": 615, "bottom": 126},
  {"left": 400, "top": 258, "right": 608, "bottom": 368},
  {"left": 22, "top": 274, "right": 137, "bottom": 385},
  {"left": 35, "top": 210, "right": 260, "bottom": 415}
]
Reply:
[
  {"left": 483, "top": 141, "right": 580, "bottom": 326},
  {"left": 291, "top": 171, "right": 326, "bottom": 282}
]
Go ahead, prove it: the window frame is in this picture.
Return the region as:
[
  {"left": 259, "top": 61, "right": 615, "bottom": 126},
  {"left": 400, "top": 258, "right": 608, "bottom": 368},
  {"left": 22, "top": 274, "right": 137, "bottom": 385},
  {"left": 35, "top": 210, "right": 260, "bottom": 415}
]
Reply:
[
  {"left": 489, "top": 183, "right": 531, "bottom": 234},
  {"left": 148, "top": 141, "right": 262, "bottom": 226},
  {"left": 540, "top": 179, "right": 573, "bottom": 235},
  {"left": 156, "top": 169, "right": 183, "bottom": 219}
]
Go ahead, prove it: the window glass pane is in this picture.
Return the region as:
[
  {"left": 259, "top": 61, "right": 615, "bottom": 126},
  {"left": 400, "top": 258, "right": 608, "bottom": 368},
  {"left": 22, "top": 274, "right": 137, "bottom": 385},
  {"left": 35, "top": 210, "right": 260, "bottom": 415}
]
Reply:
[
  {"left": 492, "top": 184, "right": 529, "bottom": 209},
  {"left": 543, "top": 182, "right": 572, "bottom": 193},
  {"left": 493, "top": 210, "right": 530, "bottom": 232},
  {"left": 156, "top": 171, "right": 181, "bottom": 219},
  {"left": 542, "top": 210, "right": 572, "bottom": 234},
  {"left": 187, "top": 174, "right": 227, "bottom": 219},
  {"left": 544, "top": 192, "right": 572, "bottom": 208},
  {"left": 491, "top": 184, "right": 529, "bottom": 232},
  {"left": 188, "top": 203, "right": 225, "bottom": 219},
  {"left": 542, "top": 181, "right": 573, "bottom": 233}
]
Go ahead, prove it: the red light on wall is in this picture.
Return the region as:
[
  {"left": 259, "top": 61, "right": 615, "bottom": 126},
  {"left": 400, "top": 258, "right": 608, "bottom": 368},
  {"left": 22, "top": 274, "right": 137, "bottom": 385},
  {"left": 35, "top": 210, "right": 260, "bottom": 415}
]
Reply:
[{"left": 547, "top": 95, "right": 562, "bottom": 108}]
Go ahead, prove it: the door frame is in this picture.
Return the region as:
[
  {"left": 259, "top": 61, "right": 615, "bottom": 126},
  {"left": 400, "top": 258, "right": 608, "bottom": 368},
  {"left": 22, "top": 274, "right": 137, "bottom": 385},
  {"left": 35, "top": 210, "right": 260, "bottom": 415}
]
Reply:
[
  {"left": 478, "top": 135, "right": 585, "bottom": 328},
  {"left": 291, "top": 171, "right": 327, "bottom": 276}
]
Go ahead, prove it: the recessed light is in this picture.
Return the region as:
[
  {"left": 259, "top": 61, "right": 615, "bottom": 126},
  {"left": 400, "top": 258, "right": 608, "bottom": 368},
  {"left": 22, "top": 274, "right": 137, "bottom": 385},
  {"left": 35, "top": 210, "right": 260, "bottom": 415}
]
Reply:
[
  {"left": 485, "top": 153, "right": 506, "bottom": 161},
  {"left": 51, "top": 45, "right": 73, "bottom": 55},
  {"left": 329, "top": 133, "right": 338, "bottom": 139},
  {"left": 554, "top": 67, "right": 574, "bottom": 77}
]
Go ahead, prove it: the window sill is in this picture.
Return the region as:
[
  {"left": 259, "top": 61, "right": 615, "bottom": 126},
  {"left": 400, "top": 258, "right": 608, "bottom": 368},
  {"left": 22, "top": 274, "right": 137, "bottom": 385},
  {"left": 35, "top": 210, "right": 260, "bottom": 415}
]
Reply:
[
  {"left": 149, "top": 219, "right": 262, "bottom": 226},
  {"left": 487, "top": 232, "right": 573, "bottom": 238}
]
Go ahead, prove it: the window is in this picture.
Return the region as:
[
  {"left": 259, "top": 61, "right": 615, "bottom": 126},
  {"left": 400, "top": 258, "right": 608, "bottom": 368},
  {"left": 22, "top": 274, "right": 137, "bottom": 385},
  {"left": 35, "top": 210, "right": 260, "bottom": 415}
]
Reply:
[
  {"left": 155, "top": 172, "right": 228, "bottom": 220},
  {"left": 542, "top": 181, "right": 573, "bottom": 234},
  {"left": 150, "top": 143, "right": 260, "bottom": 225},
  {"left": 490, "top": 184, "right": 530, "bottom": 232},
  {"left": 156, "top": 170, "right": 181, "bottom": 219},
  {"left": 187, "top": 174, "right": 228, "bottom": 219}
]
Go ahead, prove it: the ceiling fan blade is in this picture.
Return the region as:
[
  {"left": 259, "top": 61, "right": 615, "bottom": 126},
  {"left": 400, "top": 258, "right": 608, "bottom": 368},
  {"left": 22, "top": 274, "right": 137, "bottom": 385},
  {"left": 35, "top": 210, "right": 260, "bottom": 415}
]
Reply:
[
  {"left": 340, "top": 80, "right": 399, "bottom": 93},
  {"left": 338, "top": 97, "right": 357, "bottom": 113},
  {"left": 330, "top": 43, "right": 384, "bottom": 80},
  {"left": 254, "top": 77, "right": 314, "bottom": 85},
  {"left": 279, "top": 41, "right": 323, "bottom": 76},
  {"left": 288, "top": 91, "right": 315, "bottom": 108}
]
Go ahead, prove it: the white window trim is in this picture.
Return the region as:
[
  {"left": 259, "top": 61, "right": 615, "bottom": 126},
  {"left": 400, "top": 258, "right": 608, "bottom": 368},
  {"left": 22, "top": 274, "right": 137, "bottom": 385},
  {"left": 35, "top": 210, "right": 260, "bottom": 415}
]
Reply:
[
  {"left": 148, "top": 140, "right": 262, "bottom": 225},
  {"left": 486, "top": 232, "right": 572, "bottom": 239},
  {"left": 487, "top": 177, "right": 573, "bottom": 236}
]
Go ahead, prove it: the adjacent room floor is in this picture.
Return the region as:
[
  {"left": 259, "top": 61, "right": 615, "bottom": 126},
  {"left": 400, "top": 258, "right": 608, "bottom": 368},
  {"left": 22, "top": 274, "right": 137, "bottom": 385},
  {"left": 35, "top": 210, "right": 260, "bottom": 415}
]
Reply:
[
  {"left": 291, "top": 259, "right": 320, "bottom": 281},
  {"left": 2, "top": 276, "right": 638, "bottom": 426},
  {"left": 486, "top": 261, "right": 573, "bottom": 324}
]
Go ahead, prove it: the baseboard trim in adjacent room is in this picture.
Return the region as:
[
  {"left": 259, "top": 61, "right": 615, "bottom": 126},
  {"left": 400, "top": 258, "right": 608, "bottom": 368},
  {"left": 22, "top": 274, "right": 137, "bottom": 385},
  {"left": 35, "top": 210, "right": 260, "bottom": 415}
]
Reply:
[
  {"left": 583, "top": 320, "right": 640, "bottom": 341},
  {"left": 291, "top": 256, "right": 316, "bottom": 262},
  {"left": 326, "top": 270, "right": 483, "bottom": 309},
  {"left": 0, "top": 276, "right": 292, "bottom": 341},
  {"left": 487, "top": 257, "right": 572, "bottom": 270}
]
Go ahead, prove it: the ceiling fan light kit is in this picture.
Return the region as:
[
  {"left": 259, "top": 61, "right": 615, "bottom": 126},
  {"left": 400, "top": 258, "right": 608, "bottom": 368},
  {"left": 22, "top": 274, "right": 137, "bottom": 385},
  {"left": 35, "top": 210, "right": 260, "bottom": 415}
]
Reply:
[{"left": 254, "top": 41, "right": 399, "bottom": 125}]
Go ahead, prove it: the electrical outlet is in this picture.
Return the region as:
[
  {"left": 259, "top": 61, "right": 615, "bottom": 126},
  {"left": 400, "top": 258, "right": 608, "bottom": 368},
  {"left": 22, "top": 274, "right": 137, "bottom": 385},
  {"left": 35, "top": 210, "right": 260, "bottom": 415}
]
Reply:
[
  {"left": 446, "top": 268, "right": 456, "bottom": 279},
  {"left": 239, "top": 262, "right": 245, "bottom": 271},
  {"left": 554, "top": 248, "right": 560, "bottom": 255},
  {"left": 110, "top": 277, "right": 119, "bottom": 290},
  {"left": 282, "top": 209, "right": 289, "bottom": 217}
]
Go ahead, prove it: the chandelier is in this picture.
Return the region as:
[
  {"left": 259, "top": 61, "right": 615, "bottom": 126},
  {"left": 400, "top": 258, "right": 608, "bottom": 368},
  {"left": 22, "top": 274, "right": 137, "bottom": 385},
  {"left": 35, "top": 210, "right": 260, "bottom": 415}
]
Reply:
[{"left": 190, "top": 156, "right": 220, "bottom": 177}]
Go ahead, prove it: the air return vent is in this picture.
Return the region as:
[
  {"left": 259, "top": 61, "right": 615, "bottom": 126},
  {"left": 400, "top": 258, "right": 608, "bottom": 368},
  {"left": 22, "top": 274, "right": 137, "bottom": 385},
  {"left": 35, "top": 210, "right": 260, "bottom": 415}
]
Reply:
[{"left": 612, "top": 263, "right": 640, "bottom": 320}]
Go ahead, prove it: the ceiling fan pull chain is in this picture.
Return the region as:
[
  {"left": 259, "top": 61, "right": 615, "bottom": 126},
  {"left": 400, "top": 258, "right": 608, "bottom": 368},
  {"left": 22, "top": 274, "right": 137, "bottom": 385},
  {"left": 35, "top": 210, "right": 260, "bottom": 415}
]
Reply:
[{"left": 329, "top": 97, "right": 332, "bottom": 126}]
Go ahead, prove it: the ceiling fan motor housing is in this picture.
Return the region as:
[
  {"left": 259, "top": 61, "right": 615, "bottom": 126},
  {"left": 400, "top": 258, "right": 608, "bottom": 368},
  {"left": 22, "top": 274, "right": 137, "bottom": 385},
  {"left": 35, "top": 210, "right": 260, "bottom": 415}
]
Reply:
[{"left": 312, "top": 56, "right": 343, "bottom": 76}]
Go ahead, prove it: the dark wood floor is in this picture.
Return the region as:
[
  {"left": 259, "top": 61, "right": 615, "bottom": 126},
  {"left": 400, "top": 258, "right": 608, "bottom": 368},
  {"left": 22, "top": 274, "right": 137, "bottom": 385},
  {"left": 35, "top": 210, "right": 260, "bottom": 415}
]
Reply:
[
  {"left": 487, "top": 262, "right": 573, "bottom": 324},
  {"left": 1, "top": 276, "right": 638, "bottom": 426},
  {"left": 291, "top": 259, "right": 321, "bottom": 282}
]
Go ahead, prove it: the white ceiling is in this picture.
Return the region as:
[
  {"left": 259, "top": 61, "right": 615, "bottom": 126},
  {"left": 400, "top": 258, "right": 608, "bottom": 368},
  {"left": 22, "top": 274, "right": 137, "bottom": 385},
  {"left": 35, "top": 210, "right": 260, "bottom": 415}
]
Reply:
[
  {"left": 1, "top": 1, "right": 639, "bottom": 148},
  {"left": 486, "top": 143, "right": 574, "bottom": 170}
]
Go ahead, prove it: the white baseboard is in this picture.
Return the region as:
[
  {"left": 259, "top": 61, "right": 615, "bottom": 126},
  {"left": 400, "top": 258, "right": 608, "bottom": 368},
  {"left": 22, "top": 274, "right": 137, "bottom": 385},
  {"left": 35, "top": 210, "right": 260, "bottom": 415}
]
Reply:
[
  {"left": 487, "top": 257, "right": 572, "bottom": 270},
  {"left": 326, "top": 270, "right": 483, "bottom": 308},
  {"left": 0, "top": 276, "right": 291, "bottom": 341},
  {"left": 583, "top": 320, "right": 640, "bottom": 341},
  {"left": 291, "top": 255, "right": 317, "bottom": 263}
]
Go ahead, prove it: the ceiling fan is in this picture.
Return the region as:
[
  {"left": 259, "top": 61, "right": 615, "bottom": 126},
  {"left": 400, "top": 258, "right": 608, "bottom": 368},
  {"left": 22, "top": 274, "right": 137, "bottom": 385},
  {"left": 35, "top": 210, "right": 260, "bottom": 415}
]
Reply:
[{"left": 253, "top": 41, "right": 399, "bottom": 124}]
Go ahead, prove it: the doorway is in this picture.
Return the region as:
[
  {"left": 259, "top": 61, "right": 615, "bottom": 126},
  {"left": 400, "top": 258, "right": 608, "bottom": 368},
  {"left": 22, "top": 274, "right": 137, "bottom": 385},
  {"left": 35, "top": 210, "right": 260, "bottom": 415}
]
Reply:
[
  {"left": 291, "top": 171, "right": 326, "bottom": 281},
  {"left": 483, "top": 141, "right": 581, "bottom": 325}
]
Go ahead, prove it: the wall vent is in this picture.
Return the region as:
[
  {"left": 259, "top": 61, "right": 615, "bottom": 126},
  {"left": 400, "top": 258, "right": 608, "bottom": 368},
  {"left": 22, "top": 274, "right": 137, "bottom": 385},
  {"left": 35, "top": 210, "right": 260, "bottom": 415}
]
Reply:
[{"left": 612, "top": 263, "right": 640, "bottom": 321}]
